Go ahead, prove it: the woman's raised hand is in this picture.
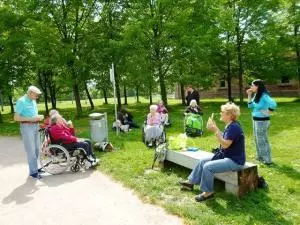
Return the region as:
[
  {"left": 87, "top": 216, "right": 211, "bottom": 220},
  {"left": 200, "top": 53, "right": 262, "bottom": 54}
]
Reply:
[
  {"left": 246, "top": 89, "right": 253, "bottom": 95},
  {"left": 206, "top": 117, "right": 218, "bottom": 133}
]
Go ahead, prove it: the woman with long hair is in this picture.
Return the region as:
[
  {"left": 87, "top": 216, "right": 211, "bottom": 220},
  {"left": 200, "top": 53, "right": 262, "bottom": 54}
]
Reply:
[{"left": 246, "top": 79, "right": 277, "bottom": 165}]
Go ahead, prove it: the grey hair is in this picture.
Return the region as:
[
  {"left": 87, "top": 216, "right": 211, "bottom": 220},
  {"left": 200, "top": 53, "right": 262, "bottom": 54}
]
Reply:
[
  {"left": 50, "top": 114, "right": 61, "bottom": 124},
  {"left": 190, "top": 99, "right": 197, "bottom": 106},
  {"left": 49, "top": 109, "right": 59, "bottom": 116},
  {"left": 150, "top": 104, "right": 158, "bottom": 111}
]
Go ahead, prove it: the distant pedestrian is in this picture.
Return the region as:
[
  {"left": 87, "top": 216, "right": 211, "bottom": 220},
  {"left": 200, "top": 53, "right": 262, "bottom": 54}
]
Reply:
[
  {"left": 185, "top": 85, "right": 200, "bottom": 106},
  {"left": 14, "top": 86, "right": 44, "bottom": 179}
]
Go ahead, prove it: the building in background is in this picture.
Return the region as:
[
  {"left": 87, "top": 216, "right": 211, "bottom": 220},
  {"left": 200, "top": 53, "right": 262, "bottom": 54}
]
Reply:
[{"left": 175, "top": 77, "right": 300, "bottom": 100}]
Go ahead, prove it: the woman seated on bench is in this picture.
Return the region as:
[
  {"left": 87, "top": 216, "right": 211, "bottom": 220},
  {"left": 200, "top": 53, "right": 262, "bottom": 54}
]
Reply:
[
  {"left": 179, "top": 102, "right": 245, "bottom": 202},
  {"left": 49, "top": 114, "right": 98, "bottom": 166}
]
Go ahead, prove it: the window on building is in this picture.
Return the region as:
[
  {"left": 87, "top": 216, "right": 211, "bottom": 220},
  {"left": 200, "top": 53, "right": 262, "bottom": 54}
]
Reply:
[
  {"left": 220, "top": 79, "right": 226, "bottom": 88},
  {"left": 280, "top": 76, "right": 290, "bottom": 84}
]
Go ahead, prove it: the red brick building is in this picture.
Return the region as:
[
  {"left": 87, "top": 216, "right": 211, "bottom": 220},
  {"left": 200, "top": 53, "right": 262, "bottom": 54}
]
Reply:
[{"left": 175, "top": 78, "right": 300, "bottom": 99}]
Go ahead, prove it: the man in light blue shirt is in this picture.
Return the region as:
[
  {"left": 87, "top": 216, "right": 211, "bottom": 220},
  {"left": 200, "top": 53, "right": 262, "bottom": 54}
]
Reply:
[{"left": 14, "top": 86, "right": 44, "bottom": 179}]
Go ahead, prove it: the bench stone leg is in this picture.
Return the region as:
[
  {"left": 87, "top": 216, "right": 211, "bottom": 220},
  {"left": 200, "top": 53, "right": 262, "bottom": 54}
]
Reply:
[
  {"left": 158, "top": 160, "right": 165, "bottom": 169},
  {"left": 225, "top": 183, "right": 239, "bottom": 196}
]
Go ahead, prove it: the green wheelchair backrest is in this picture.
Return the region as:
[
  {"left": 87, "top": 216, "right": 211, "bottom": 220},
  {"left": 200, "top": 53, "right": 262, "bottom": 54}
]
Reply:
[{"left": 185, "top": 113, "right": 203, "bottom": 130}]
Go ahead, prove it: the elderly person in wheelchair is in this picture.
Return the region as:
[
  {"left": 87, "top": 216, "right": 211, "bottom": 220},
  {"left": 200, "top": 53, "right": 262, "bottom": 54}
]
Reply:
[
  {"left": 49, "top": 114, "right": 99, "bottom": 167},
  {"left": 143, "top": 105, "right": 165, "bottom": 147}
]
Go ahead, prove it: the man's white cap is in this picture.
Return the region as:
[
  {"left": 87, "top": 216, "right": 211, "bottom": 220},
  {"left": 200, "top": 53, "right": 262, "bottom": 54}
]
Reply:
[{"left": 28, "top": 85, "right": 42, "bottom": 94}]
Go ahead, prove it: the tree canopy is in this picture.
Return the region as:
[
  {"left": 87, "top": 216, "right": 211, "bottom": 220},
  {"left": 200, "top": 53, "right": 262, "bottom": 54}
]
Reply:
[{"left": 0, "top": 0, "right": 298, "bottom": 116}]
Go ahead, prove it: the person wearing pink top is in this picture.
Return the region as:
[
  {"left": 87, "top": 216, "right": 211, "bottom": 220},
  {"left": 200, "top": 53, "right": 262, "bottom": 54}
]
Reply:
[
  {"left": 147, "top": 111, "right": 161, "bottom": 125},
  {"left": 145, "top": 105, "right": 163, "bottom": 147},
  {"left": 49, "top": 114, "right": 98, "bottom": 166},
  {"left": 157, "top": 100, "right": 170, "bottom": 126}
]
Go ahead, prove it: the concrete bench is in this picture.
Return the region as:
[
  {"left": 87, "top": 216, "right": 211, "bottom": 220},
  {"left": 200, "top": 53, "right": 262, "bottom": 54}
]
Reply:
[{"left": 164, "top": 149, "right": 258, "bottom": 196}]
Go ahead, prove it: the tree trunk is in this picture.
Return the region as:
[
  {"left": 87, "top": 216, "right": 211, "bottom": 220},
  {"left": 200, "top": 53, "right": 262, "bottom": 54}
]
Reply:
[
  {"left": 85, "top": 82, "right": 94, "bottom": 110},
  {"left": 44, "top": 92, "right": 49, "bottom": 115},
  {"left": 37, "top": 70, "right": 49, "bottom": 114},
  {"left": 50, "top": 92, "right": 57, "bottom": 109},
  {"left": 123, "top": 85, "right": 127, "bottom": 105},
  {"left": 226, "top": 33, "right": 232, "bottom": 102},
  {"left": 113, "top": 63, "right": 122, "bottom": 109},
  {"left": 73, "top": 83, "right": 82, "bottom": 116},
  {"left": 0, "top": 90, "right": 4, "bottom": 111},
  {"left": 136, "top": 86, "right": 140, "bottom": 103},
  {"left": 226, "top": 51, "right": 232, "bottom": 102},
  {"left": 103, "top": 88, "right": 108, "bottom": 104},
  {"left": 235, "top": 6, "right": 244, "bottom": 103},
  {"left": 0, "top": 89, "right": 3, "bottom": 122},
  {"left": 149, "top": 83, "right": 153, "bottom": 105},
  {"left": 48, "top": 79, "right": 57, "bottom": 109},
  {"left": 237, "top": 43, "right": 243, "bottom": 103},
  {"left": 8, "top": 95, "right": 14, "bottom": 114},
  {"left": 154, "top": 32, "right": 167, "bottom": 105},
  {"left": 294, "top": 23, "right": 300, "bottom": 88},
  {"left": 150, "top": 0, "right": 167, "bottom": 105},
  {"left": 158, "top": 64, "right": 167, "bottom": 106},
  {"left": 180, "top": 82, "right": 185, "bottom": 105}
]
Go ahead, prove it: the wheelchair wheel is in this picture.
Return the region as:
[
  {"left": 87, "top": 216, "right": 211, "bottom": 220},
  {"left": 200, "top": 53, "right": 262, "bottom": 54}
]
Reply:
[
  {"left": 71, "top": 164, "right": 80, "bottom": 173},
  {"left": 40, "top": 144, "right": 71, "bottom": 175}
]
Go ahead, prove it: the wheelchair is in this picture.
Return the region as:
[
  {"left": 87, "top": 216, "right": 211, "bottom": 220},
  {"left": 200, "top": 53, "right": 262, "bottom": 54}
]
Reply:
[
  {"left": 39, "top": 128, "right": 95, "bottom": 175},
  {"left": 142, "top": 121, "right": 166, "bottom": 148}
]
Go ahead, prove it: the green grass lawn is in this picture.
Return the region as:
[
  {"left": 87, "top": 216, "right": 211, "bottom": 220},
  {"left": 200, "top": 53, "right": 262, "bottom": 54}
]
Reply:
[{"left": 1, "top": 97, "right": 300, "bottom": 225}]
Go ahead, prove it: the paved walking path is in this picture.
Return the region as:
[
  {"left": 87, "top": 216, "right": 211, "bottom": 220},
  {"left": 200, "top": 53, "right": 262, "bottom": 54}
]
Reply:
[{"left": 0, "top": 137, "right": 182, "bottom": 225}]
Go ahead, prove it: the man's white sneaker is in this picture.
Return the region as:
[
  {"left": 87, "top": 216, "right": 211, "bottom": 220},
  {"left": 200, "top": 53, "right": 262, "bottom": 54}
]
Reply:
[{"left": 91, "top": 159, "right": 99, "bottom": 167}]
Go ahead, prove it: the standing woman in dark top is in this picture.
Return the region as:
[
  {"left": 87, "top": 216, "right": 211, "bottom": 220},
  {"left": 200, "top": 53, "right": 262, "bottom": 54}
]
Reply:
[
  {"left": 246, "top": 79, "right": 277, "bottom": 165},
  {"left": 179, "top": 103, "right": 245, "bottom": 202},
  {"left": 185, "top": 85, "right": 200, "bottom": 106}
]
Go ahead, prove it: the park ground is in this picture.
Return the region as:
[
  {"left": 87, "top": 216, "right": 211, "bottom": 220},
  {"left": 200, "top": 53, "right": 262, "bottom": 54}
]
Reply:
[{"left": 0, "top": 97, "right": 299, "bottom": 225}]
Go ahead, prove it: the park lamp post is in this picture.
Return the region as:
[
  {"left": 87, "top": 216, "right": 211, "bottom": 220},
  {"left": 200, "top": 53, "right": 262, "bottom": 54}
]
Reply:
[{"left": 110, "top": 63, "right": 119, "bottom": 135}]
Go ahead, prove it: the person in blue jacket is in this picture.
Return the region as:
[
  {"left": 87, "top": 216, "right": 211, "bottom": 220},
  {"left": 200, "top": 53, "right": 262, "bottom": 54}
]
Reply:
[{"left": 247, "top": 79, "right": 277, "bottom": 165}]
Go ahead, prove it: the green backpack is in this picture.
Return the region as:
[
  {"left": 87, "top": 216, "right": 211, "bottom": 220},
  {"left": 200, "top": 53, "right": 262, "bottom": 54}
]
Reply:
[{"left": 186, "top": 114, "right": 202, "bottom": 130}]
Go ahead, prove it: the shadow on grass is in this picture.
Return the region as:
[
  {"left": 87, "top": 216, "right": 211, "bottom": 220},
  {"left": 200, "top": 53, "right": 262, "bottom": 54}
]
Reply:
[
  {"left": 205, "top": 190, "right": 292, "bottom": 225},
  {"left": 269, "top": 163, "right": 300, "bottom": 181}
]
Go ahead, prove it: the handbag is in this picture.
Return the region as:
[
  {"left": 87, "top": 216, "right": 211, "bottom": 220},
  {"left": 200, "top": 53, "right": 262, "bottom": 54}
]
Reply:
[{"left": 211, "top": 147, "right": 225, "bottom": 161}]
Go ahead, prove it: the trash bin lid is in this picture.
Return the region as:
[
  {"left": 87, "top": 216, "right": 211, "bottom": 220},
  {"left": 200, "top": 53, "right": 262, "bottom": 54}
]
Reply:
[{"left": 89, "top": 113, "right": 105, "bottom": 120}]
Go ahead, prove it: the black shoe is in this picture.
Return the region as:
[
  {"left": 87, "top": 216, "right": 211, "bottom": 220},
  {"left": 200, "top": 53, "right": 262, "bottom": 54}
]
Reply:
[
  {"left": 179, "top": 180, "right": 194, "bottom": 191},
  {"left": 30, "top": 173, "right": 42, "bottom": 179},
  {"left": 38, "top": 168, "right": 45, "bottom": 174},
  {"left": 195, "top": 194, "right": 214, "bottom": 202}
]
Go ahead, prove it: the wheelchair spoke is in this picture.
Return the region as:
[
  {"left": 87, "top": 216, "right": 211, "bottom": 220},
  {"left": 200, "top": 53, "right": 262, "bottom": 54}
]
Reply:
[{"left": 40, "top": 144, "right": 71, "bottom": 175}]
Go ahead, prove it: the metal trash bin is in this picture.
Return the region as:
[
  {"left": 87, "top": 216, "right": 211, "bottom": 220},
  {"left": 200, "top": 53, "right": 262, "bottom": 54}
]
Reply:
[{"left": 89, "top": 113, "right": 108, "bottom": 143}]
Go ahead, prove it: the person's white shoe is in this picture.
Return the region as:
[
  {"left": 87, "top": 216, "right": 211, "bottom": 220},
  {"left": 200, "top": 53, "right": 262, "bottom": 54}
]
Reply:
[
  {"left": 87, "top": 155, "right": 95, "bottom": 162},
  {"left": 91, "top": 159, "right": 99, "bottom": 167}
]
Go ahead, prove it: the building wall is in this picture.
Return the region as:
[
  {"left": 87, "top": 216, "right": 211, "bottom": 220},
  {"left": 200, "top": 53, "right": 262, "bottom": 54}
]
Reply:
[{"left": 175, "top": 79, "right": 300, "bottom": 99}]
